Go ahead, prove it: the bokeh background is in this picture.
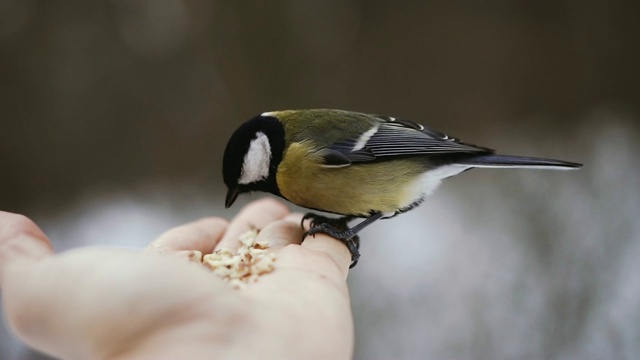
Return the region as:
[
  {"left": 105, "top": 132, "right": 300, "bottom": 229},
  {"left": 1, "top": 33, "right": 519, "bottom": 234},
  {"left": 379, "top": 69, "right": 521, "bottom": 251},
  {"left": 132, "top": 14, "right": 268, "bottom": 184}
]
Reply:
[{"left": 1, "top": 1, "right": 639, "bottom": 359}]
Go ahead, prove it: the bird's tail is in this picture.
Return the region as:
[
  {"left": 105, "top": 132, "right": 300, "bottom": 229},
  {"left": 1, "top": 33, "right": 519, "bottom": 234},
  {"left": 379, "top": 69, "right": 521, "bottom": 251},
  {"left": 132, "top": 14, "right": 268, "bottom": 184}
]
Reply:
[{"left": 459, "top": 154, "right": 582, "bottom": 170}]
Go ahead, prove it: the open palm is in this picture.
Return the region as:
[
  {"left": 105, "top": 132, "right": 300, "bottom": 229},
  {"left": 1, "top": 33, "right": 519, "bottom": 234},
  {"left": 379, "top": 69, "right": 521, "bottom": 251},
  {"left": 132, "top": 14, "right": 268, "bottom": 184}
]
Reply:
[{"left": 0, "top": 199, "right": 353, "bottom": 360}]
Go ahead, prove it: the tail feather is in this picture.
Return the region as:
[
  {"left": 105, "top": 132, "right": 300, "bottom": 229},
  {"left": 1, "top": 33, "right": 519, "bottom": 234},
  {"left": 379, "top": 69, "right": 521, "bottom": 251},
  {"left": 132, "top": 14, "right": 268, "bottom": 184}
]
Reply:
[{"left": 459, "top": 154, "right": 582, "bottom": 170}]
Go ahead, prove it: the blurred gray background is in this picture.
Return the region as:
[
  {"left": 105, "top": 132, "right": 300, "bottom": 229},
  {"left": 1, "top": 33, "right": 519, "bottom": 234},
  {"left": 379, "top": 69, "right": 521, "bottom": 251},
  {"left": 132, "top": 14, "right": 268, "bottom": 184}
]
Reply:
[{"left": 1, "top": 1, "right": 639, "bottom": 359}]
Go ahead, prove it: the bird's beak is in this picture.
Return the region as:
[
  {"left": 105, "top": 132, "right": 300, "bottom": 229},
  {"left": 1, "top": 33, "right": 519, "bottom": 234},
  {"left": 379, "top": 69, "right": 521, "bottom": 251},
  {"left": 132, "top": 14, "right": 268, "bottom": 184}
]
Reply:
[{"left": 225, "top": 187, "right": 240, "bottom": 208}]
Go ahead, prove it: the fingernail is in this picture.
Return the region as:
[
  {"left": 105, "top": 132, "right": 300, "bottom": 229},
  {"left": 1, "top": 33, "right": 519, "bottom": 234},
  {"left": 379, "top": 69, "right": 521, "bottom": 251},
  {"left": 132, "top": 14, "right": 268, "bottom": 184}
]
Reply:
[{"left": 0, "top": 234, "right": 52, "bottom": 262}]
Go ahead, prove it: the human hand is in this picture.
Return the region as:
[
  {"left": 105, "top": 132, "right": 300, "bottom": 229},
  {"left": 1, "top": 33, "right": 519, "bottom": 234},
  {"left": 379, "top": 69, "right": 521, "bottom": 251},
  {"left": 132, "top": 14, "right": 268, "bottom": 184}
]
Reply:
[{"left": 0, "top": 198, "right": 354, "bottom": 360}]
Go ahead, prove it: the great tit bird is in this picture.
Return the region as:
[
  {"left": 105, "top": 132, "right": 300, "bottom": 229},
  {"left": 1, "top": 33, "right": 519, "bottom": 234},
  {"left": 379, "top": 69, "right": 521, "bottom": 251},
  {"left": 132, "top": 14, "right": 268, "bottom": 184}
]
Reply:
[{"left": 223, "top": 109, "right": 582, "bottom": 267}]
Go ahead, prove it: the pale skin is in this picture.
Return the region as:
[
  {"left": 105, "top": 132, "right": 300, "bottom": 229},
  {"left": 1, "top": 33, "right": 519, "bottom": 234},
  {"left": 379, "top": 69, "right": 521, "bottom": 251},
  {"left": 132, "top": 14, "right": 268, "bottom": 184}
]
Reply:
[{"left": 0, "top": 198, "right": 354, "bottom": 360}]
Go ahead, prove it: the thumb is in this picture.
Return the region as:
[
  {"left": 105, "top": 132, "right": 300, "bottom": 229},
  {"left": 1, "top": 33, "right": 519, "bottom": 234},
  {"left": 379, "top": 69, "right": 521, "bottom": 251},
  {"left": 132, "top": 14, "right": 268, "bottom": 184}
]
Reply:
[{"left": 0, "top": 211, "right": 54, "bottom": 286}]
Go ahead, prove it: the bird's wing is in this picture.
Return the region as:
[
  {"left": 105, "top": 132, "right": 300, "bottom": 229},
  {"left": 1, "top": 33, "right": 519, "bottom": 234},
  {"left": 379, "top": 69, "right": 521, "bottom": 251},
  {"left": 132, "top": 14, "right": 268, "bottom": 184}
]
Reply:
[{"left": 320, "top": 115, "right": 493, "bottom": 166}]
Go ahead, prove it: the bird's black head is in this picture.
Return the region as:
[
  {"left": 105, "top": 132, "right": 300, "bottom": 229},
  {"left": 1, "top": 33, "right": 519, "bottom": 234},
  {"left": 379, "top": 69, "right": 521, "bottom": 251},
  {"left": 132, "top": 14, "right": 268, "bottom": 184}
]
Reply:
[{"left": 222, "top": 113, "right": 286, "bottom": 208}]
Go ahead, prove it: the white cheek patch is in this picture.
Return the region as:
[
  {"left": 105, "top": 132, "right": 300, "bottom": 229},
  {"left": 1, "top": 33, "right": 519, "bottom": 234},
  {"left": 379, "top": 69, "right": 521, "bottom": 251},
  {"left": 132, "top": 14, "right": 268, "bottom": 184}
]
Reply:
[
  {"left": 238, "top": 132, "right": 272, "bottom": 185},
  {"left": 352, "top": 124, "right": 379, "bottom": 151}
]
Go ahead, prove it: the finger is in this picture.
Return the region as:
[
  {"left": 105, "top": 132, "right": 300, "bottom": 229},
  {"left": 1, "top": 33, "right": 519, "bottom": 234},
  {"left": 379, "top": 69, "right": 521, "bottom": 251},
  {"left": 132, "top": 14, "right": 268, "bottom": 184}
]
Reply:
[
  {"left": 0, "top": 212, "right": 54, "bottom": 285},
  {"left": 146, "top": 217, "right": 228, "bottom": 255},
  {"left": 254, "top": 215, "right": 305, "bottom": 250},
  {"left": 283, "top": 213, "right": 304, "bottom": 224},
  {"left": 217, "top": 198, "right": 290, "bottom": 251},
  {"left": 299, "top": 226, "right": 351, "bottom": 278}
]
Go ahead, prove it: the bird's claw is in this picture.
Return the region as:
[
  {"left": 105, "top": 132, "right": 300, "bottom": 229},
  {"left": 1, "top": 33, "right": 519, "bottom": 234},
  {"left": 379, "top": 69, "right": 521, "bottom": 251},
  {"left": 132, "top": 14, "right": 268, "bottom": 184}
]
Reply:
[{"left": 301, "top": 213, "right": 360, "bottom": 268}]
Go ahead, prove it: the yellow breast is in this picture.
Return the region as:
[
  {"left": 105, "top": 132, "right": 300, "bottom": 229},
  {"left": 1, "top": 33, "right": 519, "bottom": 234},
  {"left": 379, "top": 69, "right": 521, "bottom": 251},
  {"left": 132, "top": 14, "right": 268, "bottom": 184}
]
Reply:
[{"left": 276, "top": 142, "right": 427, "bottom": 215}]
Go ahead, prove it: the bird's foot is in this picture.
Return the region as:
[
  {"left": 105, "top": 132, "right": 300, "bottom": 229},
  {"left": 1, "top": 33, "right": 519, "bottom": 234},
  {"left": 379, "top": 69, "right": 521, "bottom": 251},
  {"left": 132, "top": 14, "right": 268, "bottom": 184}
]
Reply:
[
  {"left": 301, "top": 213, "right": 355, "bottom": 231},
  {"left": 301, "top": 213, "right": 360, "bottom": 268}
]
